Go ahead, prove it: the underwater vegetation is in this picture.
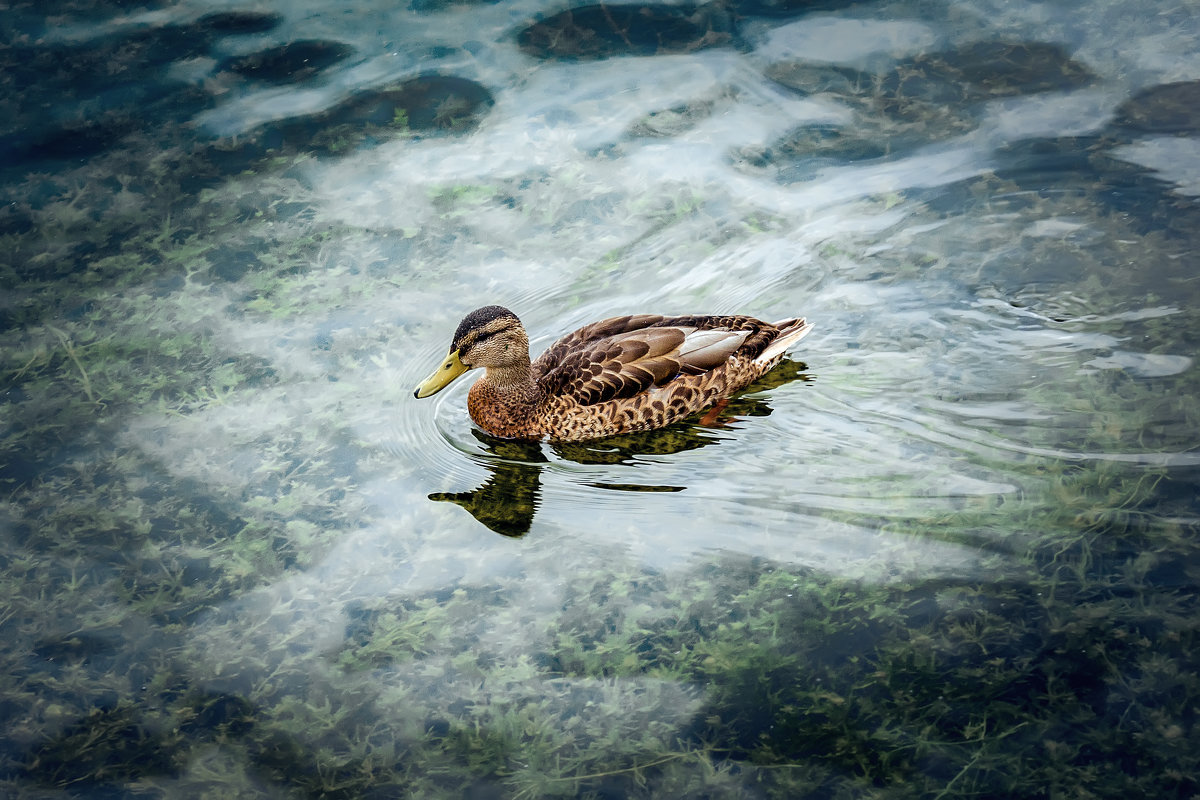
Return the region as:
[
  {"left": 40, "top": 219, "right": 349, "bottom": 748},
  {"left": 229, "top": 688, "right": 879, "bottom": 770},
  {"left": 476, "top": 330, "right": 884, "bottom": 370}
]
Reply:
[
  {"left": 2, "top": 158, "right": 1197, "bottom": 793},
  {"left": 0, "top": 10, "right": 283, "bottom": 167},
  {"left": 752, "top": 41, "right": 1097, "bottom": 174},
  {"left": 2, "top": 463, "right": 1197, "bottom": 797},
  {"left": 515, "top": 0, "right": 871, "bottom": 60},
  {"left": 1110, "top": 80, "right": 1200, "bottom": 135},
  {"left": 518, "top": 3, "right": 739, "bottom": 60},
  {"left": 0, "top": 9, "right": 492, "bottom": 178},
  {"left": 217, "top": 40, "right": 357, "bottom": 85},
  {"left": 244, "top": 74, "right": 496, "bottom": 157}
]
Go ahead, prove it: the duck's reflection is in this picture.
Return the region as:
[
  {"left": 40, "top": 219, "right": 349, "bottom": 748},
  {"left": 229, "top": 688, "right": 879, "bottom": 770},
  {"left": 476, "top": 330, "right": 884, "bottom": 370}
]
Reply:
[
  {"left": 429, "top": 435, "right": 547, "bottom": 538},
  {"left": 430, "top": 360, "right": 811, "bottom": 536}
]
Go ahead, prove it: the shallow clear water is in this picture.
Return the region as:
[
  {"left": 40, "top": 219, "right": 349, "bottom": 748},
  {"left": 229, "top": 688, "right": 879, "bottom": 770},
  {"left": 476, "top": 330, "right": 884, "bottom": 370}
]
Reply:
[{"left": 2, "top": 0, "right": 1198, "bottom": 797}]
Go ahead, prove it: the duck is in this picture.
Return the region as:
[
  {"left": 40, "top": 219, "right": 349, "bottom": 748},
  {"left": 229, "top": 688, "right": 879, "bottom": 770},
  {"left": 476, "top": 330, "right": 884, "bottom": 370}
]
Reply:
[{"left": 413, "top": 305, "right": 813, "bottom": 441}]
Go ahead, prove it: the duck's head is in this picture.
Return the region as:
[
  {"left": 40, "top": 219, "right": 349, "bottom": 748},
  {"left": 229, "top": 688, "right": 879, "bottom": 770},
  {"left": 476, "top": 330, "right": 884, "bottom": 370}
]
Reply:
[{"left": 413, "top": 305, "right": 529, "bottom": 398}]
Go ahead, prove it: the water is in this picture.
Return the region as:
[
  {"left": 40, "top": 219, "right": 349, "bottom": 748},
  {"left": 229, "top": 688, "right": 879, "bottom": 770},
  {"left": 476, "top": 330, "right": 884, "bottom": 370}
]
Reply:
[{"left": 2, "top": 0, "right": 1198, "bottom": 797}]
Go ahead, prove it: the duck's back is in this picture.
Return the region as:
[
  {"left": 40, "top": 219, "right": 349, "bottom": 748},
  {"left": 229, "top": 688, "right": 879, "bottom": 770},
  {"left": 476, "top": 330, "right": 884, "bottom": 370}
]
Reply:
[{"left": 519, "top": 313, "right": 809, "bottom": 439}]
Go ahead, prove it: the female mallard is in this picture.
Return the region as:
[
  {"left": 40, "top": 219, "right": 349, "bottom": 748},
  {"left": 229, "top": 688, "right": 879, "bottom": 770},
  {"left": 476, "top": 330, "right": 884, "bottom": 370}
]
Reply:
[{"left": 414, "top": 306, "right": 813, "bottom": 441}]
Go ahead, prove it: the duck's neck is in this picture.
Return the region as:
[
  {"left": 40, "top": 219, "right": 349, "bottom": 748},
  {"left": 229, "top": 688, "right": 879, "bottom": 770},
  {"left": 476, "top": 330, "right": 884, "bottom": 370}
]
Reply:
[
  {"left": 467, "top": 362, "right": 545, "bottom": 438},
  {"left": 483, "top": 362, "right": 535, "bottom": 392}
]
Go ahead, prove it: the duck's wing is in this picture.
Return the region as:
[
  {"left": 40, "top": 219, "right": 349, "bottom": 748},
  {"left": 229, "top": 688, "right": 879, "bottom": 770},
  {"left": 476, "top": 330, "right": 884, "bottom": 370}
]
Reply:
[{"left": 534, "top": 315, "right": 759, "bottom": 406}]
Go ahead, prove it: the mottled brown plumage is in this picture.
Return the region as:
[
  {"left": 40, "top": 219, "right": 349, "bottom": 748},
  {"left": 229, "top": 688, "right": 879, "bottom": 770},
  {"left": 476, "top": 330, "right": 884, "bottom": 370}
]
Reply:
[{"left": 414, "top": 306, "right": 813, "bottom": 441}]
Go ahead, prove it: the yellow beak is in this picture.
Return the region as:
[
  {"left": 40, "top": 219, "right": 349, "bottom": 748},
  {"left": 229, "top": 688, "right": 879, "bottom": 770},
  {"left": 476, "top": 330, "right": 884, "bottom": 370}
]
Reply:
[{"left": 414, "top": 349, "right": 470, "bottom": 398}]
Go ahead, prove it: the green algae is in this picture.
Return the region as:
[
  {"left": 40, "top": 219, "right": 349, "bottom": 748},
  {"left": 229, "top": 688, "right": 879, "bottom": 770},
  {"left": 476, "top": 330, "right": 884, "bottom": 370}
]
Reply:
[
  {"left": 3, "top": 167, "right": 1198, "bottom": 798},
  {"left": 6, "top": 273, "right": 1196, "bottom": 796},
  {"left": 4, "top": 158, "right": 1197, "bottom": 797},
  {"left": 8, "top": 504, "right": 1193, "bottom": 798},
  {"left": 517, "top": 4, "right": 738, "bottom": 61}
]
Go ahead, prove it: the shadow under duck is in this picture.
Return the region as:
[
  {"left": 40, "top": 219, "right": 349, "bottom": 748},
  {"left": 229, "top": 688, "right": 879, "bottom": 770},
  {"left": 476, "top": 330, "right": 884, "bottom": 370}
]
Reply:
[{"left": 414, "top": 305, "right": 813, "bottom": 441}]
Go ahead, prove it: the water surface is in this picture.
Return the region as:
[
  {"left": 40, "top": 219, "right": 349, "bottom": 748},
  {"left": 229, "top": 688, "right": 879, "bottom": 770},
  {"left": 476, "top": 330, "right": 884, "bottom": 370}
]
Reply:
[{"left": 2, "top": 0, "right": 1198, "bottom": 797}]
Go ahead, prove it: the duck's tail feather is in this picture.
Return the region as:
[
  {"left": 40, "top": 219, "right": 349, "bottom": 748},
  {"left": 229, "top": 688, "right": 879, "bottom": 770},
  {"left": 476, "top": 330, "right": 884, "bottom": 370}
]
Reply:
[{"left": 756, "top": 318, "right": 813, "bottom": 363}]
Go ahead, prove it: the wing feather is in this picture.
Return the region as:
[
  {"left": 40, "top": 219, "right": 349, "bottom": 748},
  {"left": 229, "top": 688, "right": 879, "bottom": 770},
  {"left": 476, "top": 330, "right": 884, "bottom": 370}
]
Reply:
[
  {"left": 532, "top": 311, "right": 796, "bottom": 407},
  {"left": 533, "top": 313, "right": 788, "bottom": 407},
  {"left": 676, "top": 329, "right": 752, "bottom": 372}
]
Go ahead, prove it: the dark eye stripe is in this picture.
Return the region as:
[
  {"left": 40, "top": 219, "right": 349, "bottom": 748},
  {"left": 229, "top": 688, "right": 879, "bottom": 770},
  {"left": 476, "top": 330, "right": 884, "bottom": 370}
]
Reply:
[
  {"left": 455, "top": 319, "right": 514, "bottom": 352},
  {"left": 470, "top": 324, "right": 510, "bottom": 346}
]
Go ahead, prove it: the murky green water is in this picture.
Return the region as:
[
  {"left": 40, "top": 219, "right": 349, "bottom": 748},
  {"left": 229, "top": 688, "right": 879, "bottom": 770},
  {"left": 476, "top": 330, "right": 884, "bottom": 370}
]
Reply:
[{"left": 2, "top": 0, "right": 1198, "bottom": 797}]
